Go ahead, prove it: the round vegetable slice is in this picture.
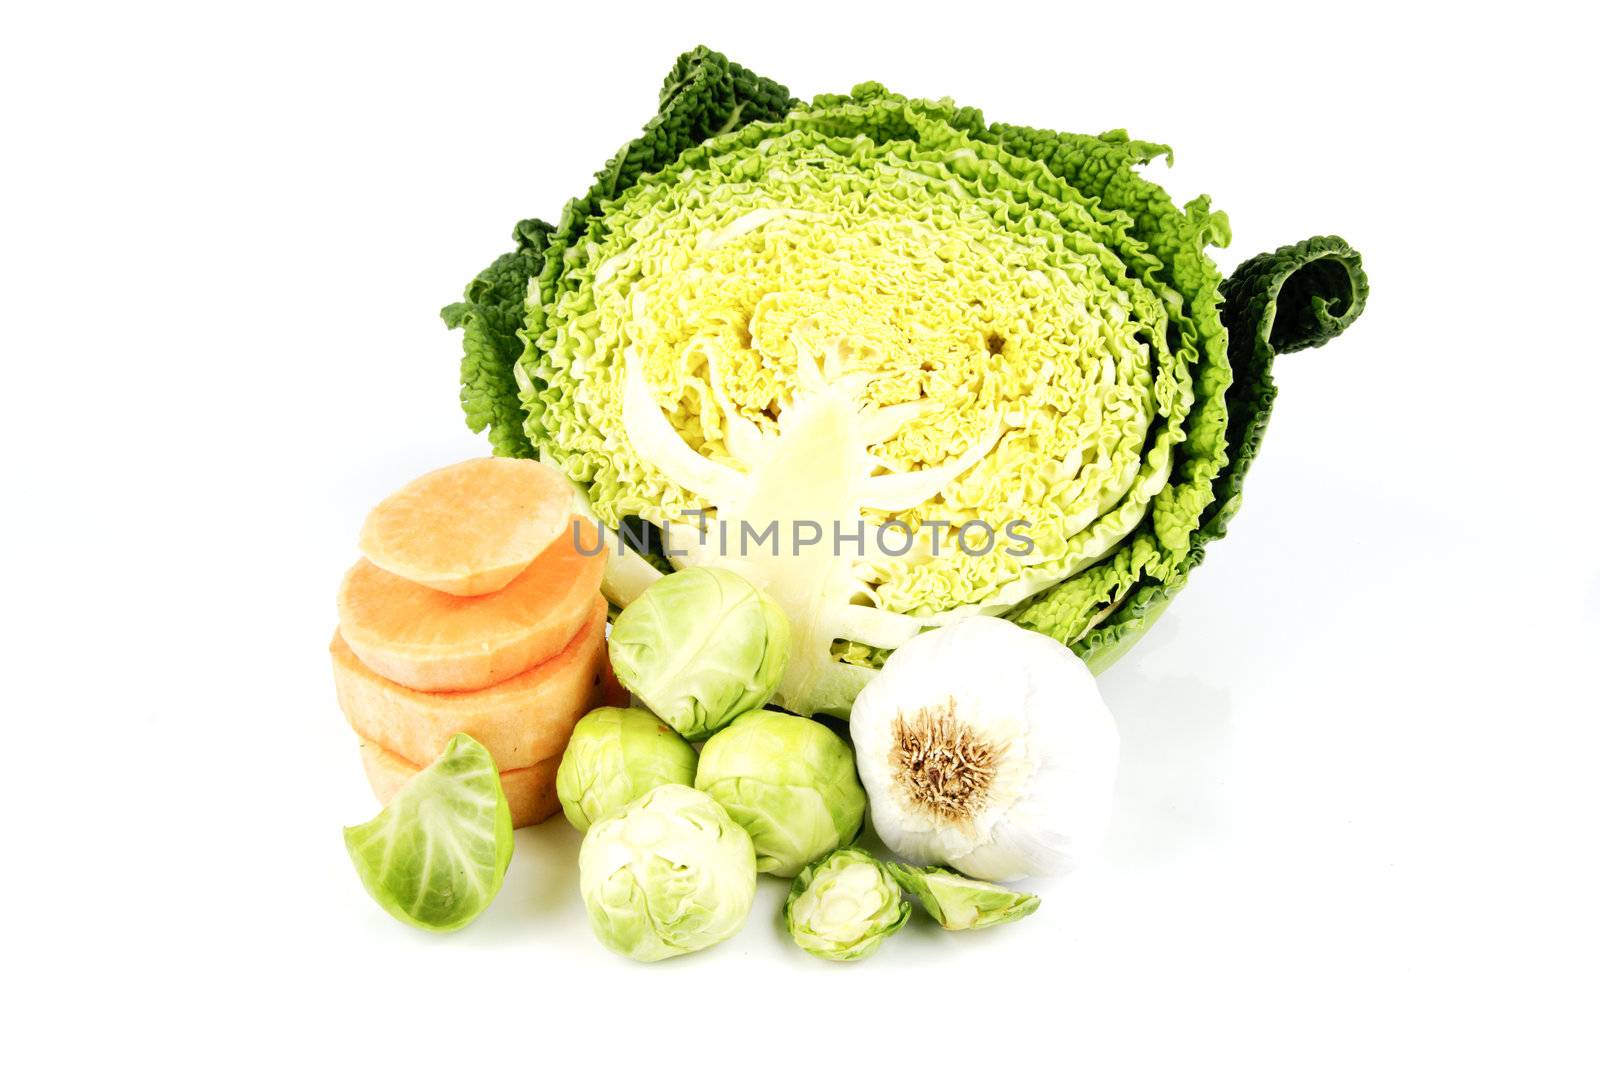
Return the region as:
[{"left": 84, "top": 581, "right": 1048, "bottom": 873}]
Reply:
[
  {"left": 358, "top": 456, "right": 573, "bottom": 596},
  {"left": 336, "top": 518, "right": 605, "bottom": 692},
  {"left": 330, "top": 596, "right": 609, "bottom": 770},
  {"left": 343, "top": 733, "right": 514, "bottom": 931}
]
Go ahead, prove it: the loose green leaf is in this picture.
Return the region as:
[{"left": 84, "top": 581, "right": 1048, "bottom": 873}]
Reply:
[
  {"left": 888, "top": 863, "right": 1041, "bottom": 930},
  {"left": 343, "top": 734, "right": 513, "bottom": 932}
]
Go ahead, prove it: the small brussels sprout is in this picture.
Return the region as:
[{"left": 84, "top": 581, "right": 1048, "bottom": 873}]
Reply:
[
  {"left": 694, "top": 709, "right": 866, "bottom": 877},
  {"left": 556, "top": 706, "right": 697, "bottom": 831},
  {"left": 784, "top": 848, "right": 910, "bottom": 962},
  {"left": 609, "top": 568, "right": 789, "bottom": 741},
  {"left": 578, "top": 784, "right": 757, "bottom": 961},
  {"left": 887, "top": 863, "right": 1040, "bottom": 930},
  {"left": 343, "top": 734, "right": 513, "bottom": 932}
]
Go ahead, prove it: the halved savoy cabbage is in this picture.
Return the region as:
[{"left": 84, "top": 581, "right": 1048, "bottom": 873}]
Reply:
[{"left": 445, "top": 47, "right": 1369, "bottom": 716}]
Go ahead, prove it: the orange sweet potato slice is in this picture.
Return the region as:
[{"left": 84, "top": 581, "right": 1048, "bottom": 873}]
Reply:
[
  {"left": 599, "top": 654, "right": 631, "bottom": 708},
  {"left": 337, "top": 518, "right": 605, "bottom": 692},
  {"left": 359, "top": 739, "right": 562, "bottom": 830},
  {"left": 359, "top": 457, "right": 573, "bottom": 596},
  {"left": 331, "top": 596, "right": 609, "bottom": 770}
]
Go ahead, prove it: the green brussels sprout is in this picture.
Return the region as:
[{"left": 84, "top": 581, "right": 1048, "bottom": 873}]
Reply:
[
  {"left": 784, "top": 848, "right": 910, "bottom": 962},
  {"left": 343, "top": 734, "right": 513, "bottom": 932},
  {"left": 578, "top": 784, "right": 757, "bottom": 961},
  {"left": 887, "top": 863, "right": 1041, "bottom": 930},
  {"left": 556, "top": 706, "right": 697, "bottom": 831},
  {"left": 609, "top": 568, "right": 789, "bottom": 741},
  {"left": 694, "top": 709, "right": 866, "bottom": 877}
]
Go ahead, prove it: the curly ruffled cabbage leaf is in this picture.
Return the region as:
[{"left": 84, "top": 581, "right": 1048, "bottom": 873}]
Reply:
[{"left": 444, "top": 47, "right": 1369, "bottom": 716}]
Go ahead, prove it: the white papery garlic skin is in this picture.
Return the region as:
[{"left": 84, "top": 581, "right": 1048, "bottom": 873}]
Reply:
[{"left": 849, "top": 616, "right": 1119, "bottom": 883}]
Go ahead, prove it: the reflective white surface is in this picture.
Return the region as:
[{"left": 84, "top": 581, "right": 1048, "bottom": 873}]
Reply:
[{"left": 4, "top": 3, "right": 1597, "bottom": 1062}]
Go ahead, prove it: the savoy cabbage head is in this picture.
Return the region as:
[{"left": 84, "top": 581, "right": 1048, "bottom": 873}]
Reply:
[{"left": 444, "top": 47, "right": 1368, "bottom": 716}]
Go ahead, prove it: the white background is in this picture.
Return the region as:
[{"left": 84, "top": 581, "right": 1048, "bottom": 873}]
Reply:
[{"left": 4, "top": 2, "right": 1597, "bottom": 1063}]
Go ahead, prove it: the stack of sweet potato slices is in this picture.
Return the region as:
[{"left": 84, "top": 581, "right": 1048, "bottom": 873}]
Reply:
[{"left": 332, "top": 457, "right": 625, "bottom": 826}]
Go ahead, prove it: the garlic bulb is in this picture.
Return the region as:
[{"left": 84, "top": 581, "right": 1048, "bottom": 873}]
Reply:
[{"left": 849, "top": 616, "right": 1119, "bottom": 882}]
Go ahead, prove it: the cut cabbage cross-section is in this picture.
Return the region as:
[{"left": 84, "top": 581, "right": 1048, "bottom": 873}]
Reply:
[{"left": 444, "top": 47, "right": 1370, "bottom": 715}]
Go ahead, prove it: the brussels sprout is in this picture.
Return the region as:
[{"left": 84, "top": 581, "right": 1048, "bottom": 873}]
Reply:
[
  {"left": 887, "top": 863, "right": 1040, "bottom": 930},
  {"left": 578, "top": 784, "right": 757, "bottom": 961},
  {"left": 784, "top": 848, "right": 909, "bottom": 962},
  {"left": 556, "top": 706, "right": 696, "bottom": 831},
  {"left": 694, "top": 709, "right": 866, "bottom": 877},
  {"left": 609, "top": 568, "right": 789, "bottom": 741},
  {"left": 343, "top": 734, "right": 513, "bottom": 932}
]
